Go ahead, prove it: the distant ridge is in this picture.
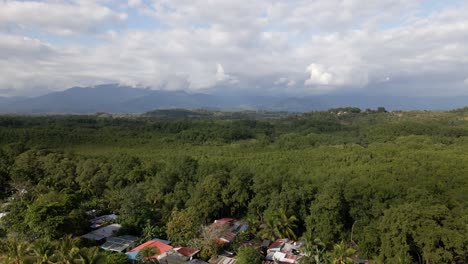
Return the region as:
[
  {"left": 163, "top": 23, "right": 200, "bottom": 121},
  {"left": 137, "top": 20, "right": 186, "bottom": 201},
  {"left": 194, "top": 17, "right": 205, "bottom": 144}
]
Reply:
[{"left": 0, "top": 84, "right": 467, "bottom": 113}]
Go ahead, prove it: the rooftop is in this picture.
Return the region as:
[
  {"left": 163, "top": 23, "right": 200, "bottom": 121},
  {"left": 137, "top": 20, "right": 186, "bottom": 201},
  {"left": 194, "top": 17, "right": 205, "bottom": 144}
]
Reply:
[
  {"left": 81, "top": 224, "right": 121, "bottom": 241},
  {"left": 127, "top": 239, "right": 173, "bottom": 260},
  {"left": 100, "top": 235, "right": 138, "bottom": 252}
]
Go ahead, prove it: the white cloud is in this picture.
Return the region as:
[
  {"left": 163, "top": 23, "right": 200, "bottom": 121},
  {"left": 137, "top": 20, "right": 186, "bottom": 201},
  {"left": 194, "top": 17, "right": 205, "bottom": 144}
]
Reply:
[
  {"left": 0, "top": 0, "right": 127, "bottom": 35},
  {"left": 0, "top": 0, "right": 467, "bottom": 96},
  {"left": 216, "top": 63, "right": 228, "bottom": 81},
  {"left": 127, "top": 0, "right": 142, "bottom": 8},
  {"left": 464, "top": 78, "right": 468, "bottom": 86},
  {"left": 305, "top": 64, "right": 334, "bottom": 86}
]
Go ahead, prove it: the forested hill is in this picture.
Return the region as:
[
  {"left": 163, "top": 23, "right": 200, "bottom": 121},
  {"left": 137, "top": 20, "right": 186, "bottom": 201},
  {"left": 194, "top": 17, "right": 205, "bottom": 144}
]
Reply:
[
  {"left": 1, "top": 84, "right": 468, "bottom": 113},
  {"left": 0, "top": 108, "right": 467, "bottom": 263}
]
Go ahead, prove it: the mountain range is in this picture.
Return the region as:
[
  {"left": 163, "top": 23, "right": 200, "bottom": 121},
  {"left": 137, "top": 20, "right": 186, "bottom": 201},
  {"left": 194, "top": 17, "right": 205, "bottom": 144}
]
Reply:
[{"left": 0, "top": 84, "right": 467, "bottom": 113}]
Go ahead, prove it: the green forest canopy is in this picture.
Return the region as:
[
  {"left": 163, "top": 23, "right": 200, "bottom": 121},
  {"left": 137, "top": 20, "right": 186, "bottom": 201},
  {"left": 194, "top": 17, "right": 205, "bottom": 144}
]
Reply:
[{"left": 0, "top": 107, "right": 467, "bottom": 263}]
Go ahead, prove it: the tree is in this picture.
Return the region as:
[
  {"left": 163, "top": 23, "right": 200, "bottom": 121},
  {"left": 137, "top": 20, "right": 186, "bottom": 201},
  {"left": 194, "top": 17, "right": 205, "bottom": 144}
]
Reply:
[
  {"left": 30, "top": 238, "right": 55, "bottom": 264},
  {"left": 53, "top": 235, "right": 80, "bottom": 264},
  {"left": 0, "top": 148, "right": 11, "bottom": 199},
  {"left": 330, "top": 241, "right": 356, "bottom": 264},
  {"left": 103, "top": 252, "right": 129, "bottom": 264},
  {"left": 137, "top": 246, "right": 159, "bottom": 263},
  {"left": 166, "top": 209, "right": 200, "bottom": 245},
  {"left": 197, "top": 224, "right": 229, "bottom": 261},
  {"left": 236, "top": 246, "right": 263, "bottom": 264},
  {"left": 258, "top": 209, "right": 297, "bottom": 240},
  {"left": 306, "top": 181, "right": 352, "bottom": 245},
  {"left": 0, "top": 238, "right": 30, "bottom": 264},
  {"left": 258, "top": 211, "right": 280, "bottom": 241},
  {"left": 25, "top": 191, "right": 82, "bottom": 238},
  {"left": 79, "top": 247, "right": 105, "bottom": 264},
  {"left": 376, "top": 107, "right": 387, "bottom": 113},
  {"left": 379, "top": 203, "right": 467, "bottom": 263},
  {"left": 276, "top": 209, "right": 298, "bottom": 240},
  {"left": 300, "top": 237, "right": 330, "bottom": 264},
  {"left": 141, "top": 221, "right": 165, "bottom": 242},
  {"left": 9, "top": 150, "right": 44, "bottom": 186},
  {"left": 221, "top": 168, "right": 254, "bottom": 218},
  {"left": 187, "top": 173, "right": 227, "bottom": 222},
  {"left": 117, "top": 185, "right": 154, "bottom": 235}
]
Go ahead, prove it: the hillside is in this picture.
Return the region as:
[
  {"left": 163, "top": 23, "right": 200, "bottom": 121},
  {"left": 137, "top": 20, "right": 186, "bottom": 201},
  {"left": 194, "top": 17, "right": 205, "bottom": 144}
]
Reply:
[{"left": 1, "top": 84, "right": 468, "bottom": 113}]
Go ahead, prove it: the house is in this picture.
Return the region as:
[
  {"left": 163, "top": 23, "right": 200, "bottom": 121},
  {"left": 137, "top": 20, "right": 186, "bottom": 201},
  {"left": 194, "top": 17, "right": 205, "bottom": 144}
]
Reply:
[
  {"left": 281, "top": 241, "right": 302, "bottom": 255},
  {"left": 81, "top": 223, "right": 121, "bottom": 242},
  {"left": 158, "top": 247, "right": 200, "bottom": 264},
  {"left": 271, "top": 252, "right": 298, "bottom": 264},
  {"left": 90, "top": 214, "right": 118, "bottom": 229},
  {"left": 265, "top": 239, "right": 302, "bottom": 264},
  {"left": 187, "top": 260, "right": 209, "bottom": 264},
  {"left": 208, "top": 255, "right": 236, "bottom": 264},
  {"left": 267, "top": 238, "right": 288, "bottom": 255},
  {"left": 100, "top": 235, "right": 139, "bottom": 253},
  {"left": 175, "top": 247, "right": 200, "bottom": 260},
  {"left": 126, "top": 238, "right": 173, "bottom": 261},
  {"left": 210, "top": 218, "right": 249, "bottom": 244}
]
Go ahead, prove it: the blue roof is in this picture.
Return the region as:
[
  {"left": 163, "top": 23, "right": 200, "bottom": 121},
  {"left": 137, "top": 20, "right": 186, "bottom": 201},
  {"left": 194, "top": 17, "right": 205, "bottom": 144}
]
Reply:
[
  {"left": 125, "top": 238, "right": 171, "bottom": 260},
  {"left": 126, "top": 251, "right": 139, "bottom": 260}
]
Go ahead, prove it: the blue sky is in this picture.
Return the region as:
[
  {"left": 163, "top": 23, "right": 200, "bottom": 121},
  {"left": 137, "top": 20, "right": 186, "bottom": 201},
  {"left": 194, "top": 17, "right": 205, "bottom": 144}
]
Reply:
[{"left": 0, "top": 0, "right": 467, "bottom": 97}]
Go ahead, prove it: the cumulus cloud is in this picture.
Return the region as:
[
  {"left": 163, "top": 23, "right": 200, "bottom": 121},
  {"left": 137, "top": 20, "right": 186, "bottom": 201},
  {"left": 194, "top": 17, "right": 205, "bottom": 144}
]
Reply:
[
  {"left": 0, "top": 0, "right": 467, "bottom": 96},
  {"left": 305, "top": 64, "right": 334, "bottom": 86},
  {"left": 304, "top": 62, "right": 369, "bottom": 90},
  {"left": 0, "top": 0, "right": 127, "bottom": 35}
]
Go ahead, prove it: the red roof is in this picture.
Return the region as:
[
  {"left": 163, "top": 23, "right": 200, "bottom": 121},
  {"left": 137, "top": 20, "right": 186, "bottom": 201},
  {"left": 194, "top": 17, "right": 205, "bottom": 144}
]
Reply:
[
  {"left": 176, "top": 247, "right": 200, "bottom": 257},
  {"left": 269, "top": 239, "right": 288, "bottom": 250},
  {"left": 129, "top": 240, "right": 173, "bottom": 259}
]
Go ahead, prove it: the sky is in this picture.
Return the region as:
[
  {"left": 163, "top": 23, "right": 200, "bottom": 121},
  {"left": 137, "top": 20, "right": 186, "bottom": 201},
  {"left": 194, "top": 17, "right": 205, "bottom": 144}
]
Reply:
[{"left": 0, "top": 0, "right": 467, "bottom": 97}]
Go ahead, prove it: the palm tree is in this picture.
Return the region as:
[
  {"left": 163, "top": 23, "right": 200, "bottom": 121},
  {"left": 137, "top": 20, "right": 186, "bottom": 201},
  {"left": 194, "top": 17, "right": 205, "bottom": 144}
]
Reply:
[
  {"left": 53, "top": 235, "right": 80, "bottom": 264},
  {"left": 258, "top": 213, "right": 280, "bottom": 241},
  {"left": 30, "top": 239, "right": 55, "bottom": 264},
  {"left": 258, "top": 209, "right": 298, "bottom": 240},
  {"left": 140, "top": 221, "right": 165, "bottom": 243},
  {"left": 330, "top": 241, "right": 356, "bottom": 264},
  {"left": 79, "top": 247, "right": 105, "bottom": 264},
  {"left": 1, "top": 238, "right": 30, "bottom": 264},
  {"left": 137, "top": 246, "right": 159, "bottom": 263},
  {"left": 276, "top": 209, "right": 297, "bottom": 240},
  {"left": 299, "top": 237, "right": 330, "bottom": 264}
]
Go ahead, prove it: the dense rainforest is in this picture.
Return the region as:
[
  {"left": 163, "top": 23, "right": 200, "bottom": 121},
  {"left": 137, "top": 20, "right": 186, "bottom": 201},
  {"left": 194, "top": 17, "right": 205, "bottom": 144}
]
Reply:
[{"left": 0, "top": 107, "right": 467, "bottom": 263}]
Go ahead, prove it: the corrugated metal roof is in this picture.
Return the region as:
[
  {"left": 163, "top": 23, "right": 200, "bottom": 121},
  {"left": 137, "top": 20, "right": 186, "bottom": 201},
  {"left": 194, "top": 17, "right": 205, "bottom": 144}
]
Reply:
[
  {"left": 100, "top": 235, "right": 138, "bottom": 252},
  {"left": 209, "top": 256, "right": 236, "bottom": 264},
  {"left": 176, "top": 247, "right": 200, "bottom": 257},
  {"left": 90, "top": 214, "right": 118, "bottom": 229},
  {"left": 268, "top": 238, "right": 288, "bottom": 251},
  {"left": 81, "top": 224, "right": 121, "bottom": 241}
]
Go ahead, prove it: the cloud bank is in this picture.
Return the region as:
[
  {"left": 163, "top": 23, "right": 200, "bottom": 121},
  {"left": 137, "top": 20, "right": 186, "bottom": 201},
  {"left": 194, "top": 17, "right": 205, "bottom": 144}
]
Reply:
[{"left": 0, "top": 0, "right": 467, "bottom": 96}]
